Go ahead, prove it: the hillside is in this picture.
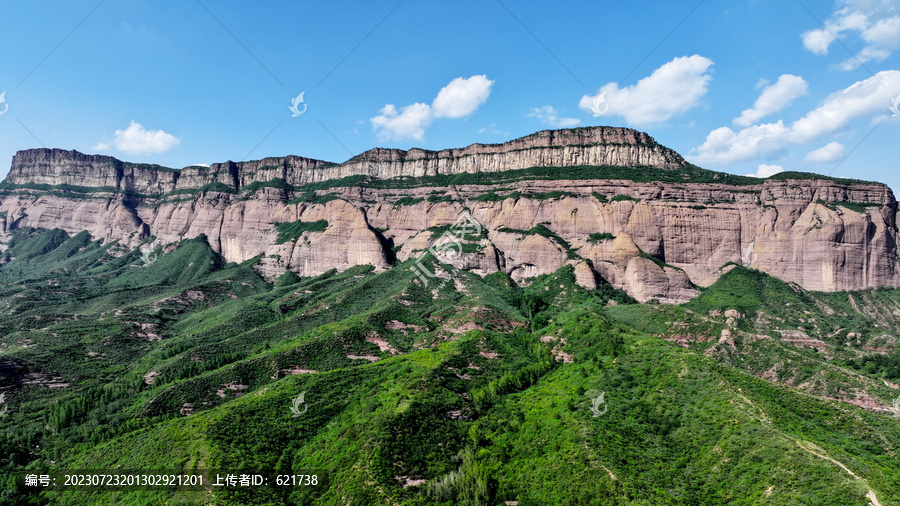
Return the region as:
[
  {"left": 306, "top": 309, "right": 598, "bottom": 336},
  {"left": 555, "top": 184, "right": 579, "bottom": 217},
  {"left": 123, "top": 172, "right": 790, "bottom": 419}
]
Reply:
[
  {"left": 2, "top": 128, "right": 900, "bottom": 505},
  {"left": 0, "top": 228, "right": 898, "bottom": 505}
]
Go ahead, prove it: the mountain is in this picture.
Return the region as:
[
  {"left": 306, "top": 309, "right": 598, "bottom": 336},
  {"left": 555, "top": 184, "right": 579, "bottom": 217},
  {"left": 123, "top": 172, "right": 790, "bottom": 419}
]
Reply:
[
  {"left": 2, "top": 128, "right": 900, "bottom": 505},
  {"left": 1, "top": 127, "right": 898, "bottom": 305}
]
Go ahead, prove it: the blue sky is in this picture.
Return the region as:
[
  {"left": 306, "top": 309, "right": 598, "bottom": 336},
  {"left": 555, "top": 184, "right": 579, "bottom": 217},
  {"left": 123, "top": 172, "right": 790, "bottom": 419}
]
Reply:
[{"left": 1, "top": 0, "right": 899, "bottom": 190}]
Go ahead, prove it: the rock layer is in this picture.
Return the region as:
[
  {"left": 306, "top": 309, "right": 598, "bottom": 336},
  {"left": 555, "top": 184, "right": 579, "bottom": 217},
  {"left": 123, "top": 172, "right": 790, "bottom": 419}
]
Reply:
[
  {"left": 1, "top": 127, "right": 897, "bottom": 303},
  {"left": 4, "top": 127, "right": 684, "bottom": 192}
]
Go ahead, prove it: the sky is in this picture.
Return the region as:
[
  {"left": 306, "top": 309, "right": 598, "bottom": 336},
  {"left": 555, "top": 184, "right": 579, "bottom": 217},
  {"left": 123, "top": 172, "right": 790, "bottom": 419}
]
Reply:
[{"left": 1, "top": 0, "right": 899, "bottom": 190}]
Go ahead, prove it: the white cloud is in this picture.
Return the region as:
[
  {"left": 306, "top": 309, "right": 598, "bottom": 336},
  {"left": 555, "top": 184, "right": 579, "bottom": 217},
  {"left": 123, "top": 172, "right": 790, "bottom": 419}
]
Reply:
[
  {"left": 478, "top": 123, "right": 509, "bottom": 136},
  {"left": 693, "top": 121, "right": 790, "bottom": 164},
  {"left": 801, "top": 1, "right": 900, "bottom": 70},
  {"left": 734, "top": 75, "right": 808, "bottom": 127},
  {"left": 791, "top": 70, "right": 900, "bottom": 142},
  {"left": 432, "top": 75, "right": 493, "bottom": 119},
  {"left": 579, "top": 55, "right": 714, "bottom": 126},
  {"left": 805, "top": 141, "right": 846, "bottom": 163},
  {"left": 370, "top": 103, "right": 433, "bottom": 141},
  {"left": 528, "top": 106, "right": 581, "bottom": 128},
  {"left": 693, "top": 70, "right": 900, "bottom": 164},
  {"left": 93, "top": 121, "right": 180, "bottom": 155},
  {"left": 371, "top": 75, "right": 493, "bottom": 141},
  {"left": 802, "top": 29, "right": 836, "bottom": 55},
  {"left": 745, "top": 164, "right": 785, "bottom": 178},
  {"left": 802, "top": 10, "right": 868, "bottom": 54}
]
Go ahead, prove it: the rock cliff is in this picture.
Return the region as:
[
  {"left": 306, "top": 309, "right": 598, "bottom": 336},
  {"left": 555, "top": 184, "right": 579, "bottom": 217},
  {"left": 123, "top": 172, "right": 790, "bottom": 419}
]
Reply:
[
  {"left": 1, "top": 126, "right": 897, "bottom": 303},
  {"left": 4, "top": 127, "right": 684, "bottom": 192}
]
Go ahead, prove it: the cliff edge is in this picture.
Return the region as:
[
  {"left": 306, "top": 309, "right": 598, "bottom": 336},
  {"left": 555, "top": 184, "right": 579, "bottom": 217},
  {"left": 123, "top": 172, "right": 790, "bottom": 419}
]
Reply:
[{"left": 1, "top": 126, "right": 896, "bottom": 303}]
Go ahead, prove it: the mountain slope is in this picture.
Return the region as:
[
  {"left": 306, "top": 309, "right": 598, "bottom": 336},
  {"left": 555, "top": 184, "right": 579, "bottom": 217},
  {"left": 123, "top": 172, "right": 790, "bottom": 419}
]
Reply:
[{"left": 1, "top": 228, "right": 899, "bottom": 505}]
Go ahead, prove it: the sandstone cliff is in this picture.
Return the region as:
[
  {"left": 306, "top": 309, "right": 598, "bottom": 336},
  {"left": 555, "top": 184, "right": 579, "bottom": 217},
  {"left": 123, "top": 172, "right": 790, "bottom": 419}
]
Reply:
[
  {"left": 4, "top": 127, "right": 683, "bottom": 192},
  {"left": 1, "top": 126, "right": 897, "bottom": 303}
]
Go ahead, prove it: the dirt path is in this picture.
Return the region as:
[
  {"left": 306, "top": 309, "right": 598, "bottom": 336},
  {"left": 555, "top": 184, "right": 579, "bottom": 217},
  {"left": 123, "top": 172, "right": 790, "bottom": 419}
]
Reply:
[
  {"left": 598, "top": 463, "right": 617, "bottom": 481},
  {"left": 796, "top": 441, "right": 881, "bottom": 506}
]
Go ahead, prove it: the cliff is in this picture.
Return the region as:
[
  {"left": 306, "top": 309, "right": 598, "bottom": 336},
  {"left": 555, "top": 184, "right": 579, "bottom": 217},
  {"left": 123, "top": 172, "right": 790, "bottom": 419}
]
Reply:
[
  {"left": 1, "top": 126, "right": 896, "bottom": 303},
  {"left": 3, "top": 127, "right": 684, "bottom": 192}
]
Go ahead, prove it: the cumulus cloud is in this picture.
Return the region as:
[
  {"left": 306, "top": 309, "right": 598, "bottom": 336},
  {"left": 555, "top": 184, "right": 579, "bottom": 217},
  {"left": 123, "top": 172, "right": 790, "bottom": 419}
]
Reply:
[
  {"left": 369, "top": 103, "right": 433, "bottom": 141},
  {"left": 805, "top": 141, "right": 846, "bottom": 163},
  {"left": 371, "top": 75, "right": 493, "bottom": 141},
  {"left": 801, "top": 0, "right": 900, "bottom": 70},
  {"left": 432, "top": 75, "right": 493, "bottom": 119},
  {"left": 528, "top": 106, "right": 581, "bottom": 128},
  {"left": 93, "top": 121, "right": 180, "bottom": 155},
  {"left": 734, "top": 75, "right": 808, "bottom": 127},
  {"left": 745, "top": 164, "right": 785, "bottom": 178},
  {"left": 693, "top": 121, "right": 791, "bottom": 165},
  {"left": 579, "top": 55, "right": 714, "bottom": 126},
  {"left": 791, "top": 70, "right": 900, "bottom": 142},
  {"left": 693, "top": 70, "right": 900, "bottom": 164}
]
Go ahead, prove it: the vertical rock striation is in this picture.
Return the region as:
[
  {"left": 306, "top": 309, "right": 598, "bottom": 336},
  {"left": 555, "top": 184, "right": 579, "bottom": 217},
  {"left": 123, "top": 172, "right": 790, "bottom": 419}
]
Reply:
[{"left": 1, "top": 127, "right": 897, "bottom": 303}]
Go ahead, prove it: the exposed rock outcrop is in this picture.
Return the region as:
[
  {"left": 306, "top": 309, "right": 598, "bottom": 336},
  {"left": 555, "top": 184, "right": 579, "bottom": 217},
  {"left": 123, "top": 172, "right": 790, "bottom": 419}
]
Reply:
[
  {"left": 4, "top": 127, "right": 683, "bottom": 193},
  {"left": 1, "top": 127, "right": 897, "bottom": 304}
]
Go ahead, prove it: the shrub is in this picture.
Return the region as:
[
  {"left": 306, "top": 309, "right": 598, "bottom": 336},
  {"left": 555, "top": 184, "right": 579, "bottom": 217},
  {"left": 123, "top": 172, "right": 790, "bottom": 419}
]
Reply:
[
  {"left": 587, "top": 232, "right": 615, "bottom": 243},
  {"left": 273, "top": 220, "right": 329, "bottom": 244},
  {"left": 393, "top": 196, "right": 424, "bottom": 206}
]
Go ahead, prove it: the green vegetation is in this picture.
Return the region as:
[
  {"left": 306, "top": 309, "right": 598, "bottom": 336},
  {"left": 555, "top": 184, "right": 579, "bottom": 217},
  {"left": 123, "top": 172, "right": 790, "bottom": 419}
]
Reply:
[
  {"left": 0, "top": 228, "right": 899, "bottom": 505},
  {"left": 323, "top": 163, "right": 772, "bottom": 189},
  {"left": 286, "top": 190, "right": 343, "bottom": 205},
  {"left": 163, "top": 181, "right": 239, "bottom": 198},
  {"left": 472, "top": 191, "right": 514, "bottom": 202},
  {"left": 835, "top": 202, "right": 879, "bottom": 214},
  {"left": 0, "top": 182, "right": 161, "bottom": 200},
  {"left": 427, "top": 193, "right": 454, "bottom": 203},
  {"left": 588, "top": 232, "right": 616, "bottom": 243},
  {"left": 392, "top": 196, "right": 424, "bottom": 206},
  {"left": 637, "top": 251, "right": 673, "bottom": 269},
  {"left": 273, "top": 220, "right": 329, "bottom": 244},
  {"left": 426, "top": 223, "right": 485, "bottom": 242},
  {"left": 685, "top": 264, "right": 799, "bottom": 320},
  {"left": 846, "top": 350, "right": 900, "bottom": 379},
  {"left": 497, "top": 224, "right": 577, "bottom": 259},
  {"left": 240, "top": 178, "right": 295, "bottom": 194},
  {"left": 0, "top": 161, "right": 884, "bottom": 219},
  {"left": 814, "top": 199, "right": 882, "bottom": 214},
  {"left": 523, "top": 190, "right": 577, "bottom": 200},
  {"left": 769, "top": 171, "right": 878, "bottom": 185},
  {"left": 592, "top": 192, "right": 608, "bottom": 203},
  {"left": 611, "top": 194, "right": 640, "bottom": 202}
]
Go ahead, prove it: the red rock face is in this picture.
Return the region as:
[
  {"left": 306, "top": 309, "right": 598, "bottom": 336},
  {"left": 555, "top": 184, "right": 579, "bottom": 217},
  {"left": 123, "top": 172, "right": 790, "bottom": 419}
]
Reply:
[{"left": 1, "top": 127, "right": 898, "bottom": 304}]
